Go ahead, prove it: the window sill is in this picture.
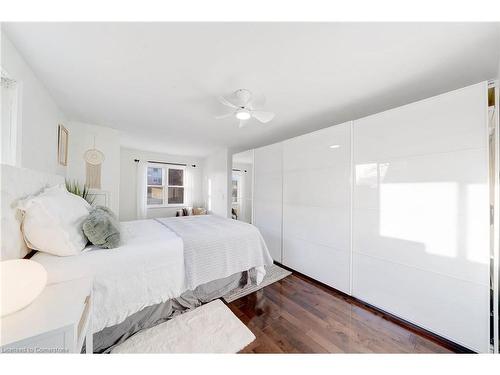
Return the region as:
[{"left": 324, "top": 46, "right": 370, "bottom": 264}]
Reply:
[{"left": 147, "top": 205, "right": 187, "bottom": 209}]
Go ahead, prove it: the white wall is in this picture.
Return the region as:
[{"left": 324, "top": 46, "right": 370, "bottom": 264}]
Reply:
[
  {"left": 497, "top": 58, "right": 500, "bottom": 81},
  {"left": 203, "top": 149, "right": 230, "bottom": 218},
  {"left": 497, "top": 54, "right": 500, "bottom": 79},
  {"left": 65, "top": 121, "right": 121, "bottom": 215},
  {"left": 1, "top": 32, "right": 66, "bottom": 176},
  {"left": 120, "top": 147, "right": 204, "bottom": 221}
]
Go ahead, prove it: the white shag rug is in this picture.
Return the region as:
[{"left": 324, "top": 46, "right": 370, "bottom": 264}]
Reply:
[
  {"left": 111, "top": 299, "right": 255, "bottom": 353},
  {"left": 222, "top": 264, "right": 292, "bottom": 303}
]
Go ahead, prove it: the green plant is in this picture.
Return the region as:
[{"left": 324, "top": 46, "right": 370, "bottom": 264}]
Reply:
[{"left": 65, "top": 179, "right": 94, "bottom": 204}]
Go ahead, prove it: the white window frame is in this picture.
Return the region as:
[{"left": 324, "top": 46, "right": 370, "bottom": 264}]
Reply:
[{"left": 146, "top": 163, "right": 186, "bottom": 208}]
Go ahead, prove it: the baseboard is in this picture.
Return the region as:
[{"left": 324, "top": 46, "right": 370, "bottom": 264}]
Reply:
[{"left": 274, "top": 262, "right": 475, "bottom": 354}]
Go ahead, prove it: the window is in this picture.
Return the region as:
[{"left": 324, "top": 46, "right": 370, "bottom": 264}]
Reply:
[{"left": 147, "top": 164, "right": 185, "bottom": 207}]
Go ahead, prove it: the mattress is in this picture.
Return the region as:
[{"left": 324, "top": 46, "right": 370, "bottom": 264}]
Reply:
[{"left": 32, "top": 219, "right": 186, "bottom": 332}]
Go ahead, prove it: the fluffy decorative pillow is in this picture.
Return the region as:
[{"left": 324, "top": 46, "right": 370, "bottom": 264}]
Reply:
[
  {"left": 83, "top": 206, "right": 120, "bottom": 249},
  {"left": 192, "top": 207, "right": 207, "bottom": 215},
  {"left": 18, "top": 184, "right": 91, "bottom": 256}
]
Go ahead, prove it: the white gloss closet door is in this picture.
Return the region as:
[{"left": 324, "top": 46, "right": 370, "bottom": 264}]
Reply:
[
  {"left": 352, "top": 82, "right": 490, "bottom": 352},
  {"left": 253, "top": 142, "right": 283, "bottom": 262},
  {"left": 282, "top": 123, "right": 352, "bottom": 293}
]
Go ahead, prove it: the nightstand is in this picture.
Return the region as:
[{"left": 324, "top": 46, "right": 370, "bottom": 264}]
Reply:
[{"left": 0, "top": 277, "right": 93, "bottom": 354}]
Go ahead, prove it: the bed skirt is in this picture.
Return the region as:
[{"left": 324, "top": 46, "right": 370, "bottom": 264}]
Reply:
[{"left": 92, "top": 271, "right": 247, "bottom": 353}]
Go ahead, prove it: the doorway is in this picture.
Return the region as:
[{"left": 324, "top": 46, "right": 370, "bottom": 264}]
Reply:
[{"left": 231, "top": 150, "right": 254, "bottom": 223}]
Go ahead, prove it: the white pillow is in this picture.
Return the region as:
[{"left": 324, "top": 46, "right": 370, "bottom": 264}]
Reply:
[{"left": 18, "top": 184, "right": 91, "bottom": 256}]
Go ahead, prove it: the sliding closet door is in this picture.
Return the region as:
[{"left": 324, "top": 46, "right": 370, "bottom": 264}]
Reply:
[
  {"left": 253, "top": 142, "right": 283, "bottom": 262},
  {"left": 352, "top": 82, "right": 489, "bottom": 352},
  {"left": 283, "top": 123, "right": 351, "bottom": 293}
]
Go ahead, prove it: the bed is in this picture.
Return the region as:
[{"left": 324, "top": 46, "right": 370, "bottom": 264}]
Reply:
[{"left": 1, "top": 165, "right": 273, "bottom": 353}]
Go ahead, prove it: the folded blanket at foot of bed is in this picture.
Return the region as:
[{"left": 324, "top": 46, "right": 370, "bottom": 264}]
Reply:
[
  {"left": 155, "top": 215, "right": 273, "bottom": 290},
  {"left": 93, "top": 270, "right": 249, "bottom": 353}
]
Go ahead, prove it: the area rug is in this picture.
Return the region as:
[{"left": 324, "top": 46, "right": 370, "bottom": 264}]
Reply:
[
  {"left": 222, "top": 263, "right": 292, "bottom": 303},
  {"left": 111, "top": 299, "right": 255, "bottom": 353}
]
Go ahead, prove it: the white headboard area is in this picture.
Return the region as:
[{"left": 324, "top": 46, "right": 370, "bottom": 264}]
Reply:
[{"left": 0, "top": 164, "right": 64, "bottom": 260}]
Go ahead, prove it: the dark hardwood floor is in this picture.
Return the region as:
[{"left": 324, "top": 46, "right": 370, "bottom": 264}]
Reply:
[{"left": 227, "top": 273, "right": 453, "bottom": 353}]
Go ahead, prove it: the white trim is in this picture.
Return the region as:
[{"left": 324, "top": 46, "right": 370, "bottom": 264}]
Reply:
[
  {"left": 490, "top": 79, "right": 500, "bottom": 354},
  {"left": 251, "top": 149, "right": 255, "bottom": 224},
  {"left": 349, "top": 120, "right": 354, "bottom": 296},
  {"left": 280, "top": 141, "right": 284, "bottom": 264},
  {"left": 1, "top": 67, "right": 23, "bottom": 168},
  {"left": 147, "top": 204, "right": 188, "bottom": 209}
]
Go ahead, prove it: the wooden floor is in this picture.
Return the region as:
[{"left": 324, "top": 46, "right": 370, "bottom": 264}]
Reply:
[{"left": 227, "top": 273, "right": 453, "bottom": 353}]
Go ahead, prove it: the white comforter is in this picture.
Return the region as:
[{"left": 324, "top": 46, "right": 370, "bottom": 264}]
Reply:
[
  {"left": 33, "top": 220, "right": 185, "bottom": 333},
  {"left": 156, "top": 215, "right": 273, "bottom": 290},
  {"left": 32, "top": 216, "right": 273, "bottom": 333}
]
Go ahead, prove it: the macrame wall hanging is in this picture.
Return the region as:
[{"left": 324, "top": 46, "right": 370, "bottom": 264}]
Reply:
[{"left": 84, "top": 137, "right": 105, "bottom": 189}]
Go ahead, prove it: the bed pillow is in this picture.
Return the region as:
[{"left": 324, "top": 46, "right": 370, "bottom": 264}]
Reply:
[
  {"left": 18, "top": 184, "right": 91, "bottom": 256},
  {"left": 83, "top": 206, "right": 121, "bottom": 249},
  {"left": 192, "top": 207, "right": 207, "bottom": 215}
]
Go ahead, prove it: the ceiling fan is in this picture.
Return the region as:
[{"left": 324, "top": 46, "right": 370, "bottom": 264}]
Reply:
[{"left": 215, "top": 89, "right": 275, "bottom": 128}]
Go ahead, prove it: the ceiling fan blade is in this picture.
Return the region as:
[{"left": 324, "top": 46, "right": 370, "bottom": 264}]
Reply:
[
  {"left": 251, "top": 110, "right": 275, "bottom": 123},
  {"left": 215, "top": 112, "right": 234, "bottom": 120},
  {"left": 238, "top": 119, "right": 248, "bottom": 128},
  {"left": 217, "top": 95, "right": 238, "bottom": 109},
  {"left": 237, "top": 89, "right": 252, "bottom": 106},
  {"left": 248, "top": 92, "right": 266, "bottom": 110}
]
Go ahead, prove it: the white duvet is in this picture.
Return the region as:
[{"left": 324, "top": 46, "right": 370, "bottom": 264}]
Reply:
[
  {"left": 32, "top": 216, "right": 273, "bottom": 334},
  {"left": 32, "top": 220, "right": 186, "bottom": 333}
]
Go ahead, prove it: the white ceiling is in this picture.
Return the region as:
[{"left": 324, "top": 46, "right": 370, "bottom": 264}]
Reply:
[
  {"left": 233, "top": 150, "right": 253, "bottom": 165},
  {"left": 3, "top": 22, "right": 500, "bottom": 157}
]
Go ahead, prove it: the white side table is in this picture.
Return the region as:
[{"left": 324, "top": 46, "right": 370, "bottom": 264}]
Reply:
[{"left": 0, "top": 277, "right": 93, "bottom": 354}]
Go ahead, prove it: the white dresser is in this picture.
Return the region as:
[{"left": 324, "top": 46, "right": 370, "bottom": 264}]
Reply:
[{"left": 0, "top": 277, "right": 93, "bottom": 354}]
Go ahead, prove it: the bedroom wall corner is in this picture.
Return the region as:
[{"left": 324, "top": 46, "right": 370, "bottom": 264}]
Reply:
[
  {"left": 65, "top": 121, "right": 121, "bottom": 215},
  {"left": 1, "top": 30, "right": 67, "bottom": 177}
]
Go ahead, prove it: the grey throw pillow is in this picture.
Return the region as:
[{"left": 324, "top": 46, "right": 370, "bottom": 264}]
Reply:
[{"left": 83, "top": 206, "right": 121, "bottom": 249}]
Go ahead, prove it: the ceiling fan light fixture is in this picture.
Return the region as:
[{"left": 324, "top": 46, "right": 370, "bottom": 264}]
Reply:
[
  {"left": 235, "top": 109, "right": 251, "bottom": 120},
  {"left": 216, "top": 89, "right": 274, "bottom": 126}
]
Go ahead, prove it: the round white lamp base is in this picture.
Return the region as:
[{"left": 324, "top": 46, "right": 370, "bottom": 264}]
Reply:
[{"left": 1, "top": 259, "right": 47, "bottom": 317}]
